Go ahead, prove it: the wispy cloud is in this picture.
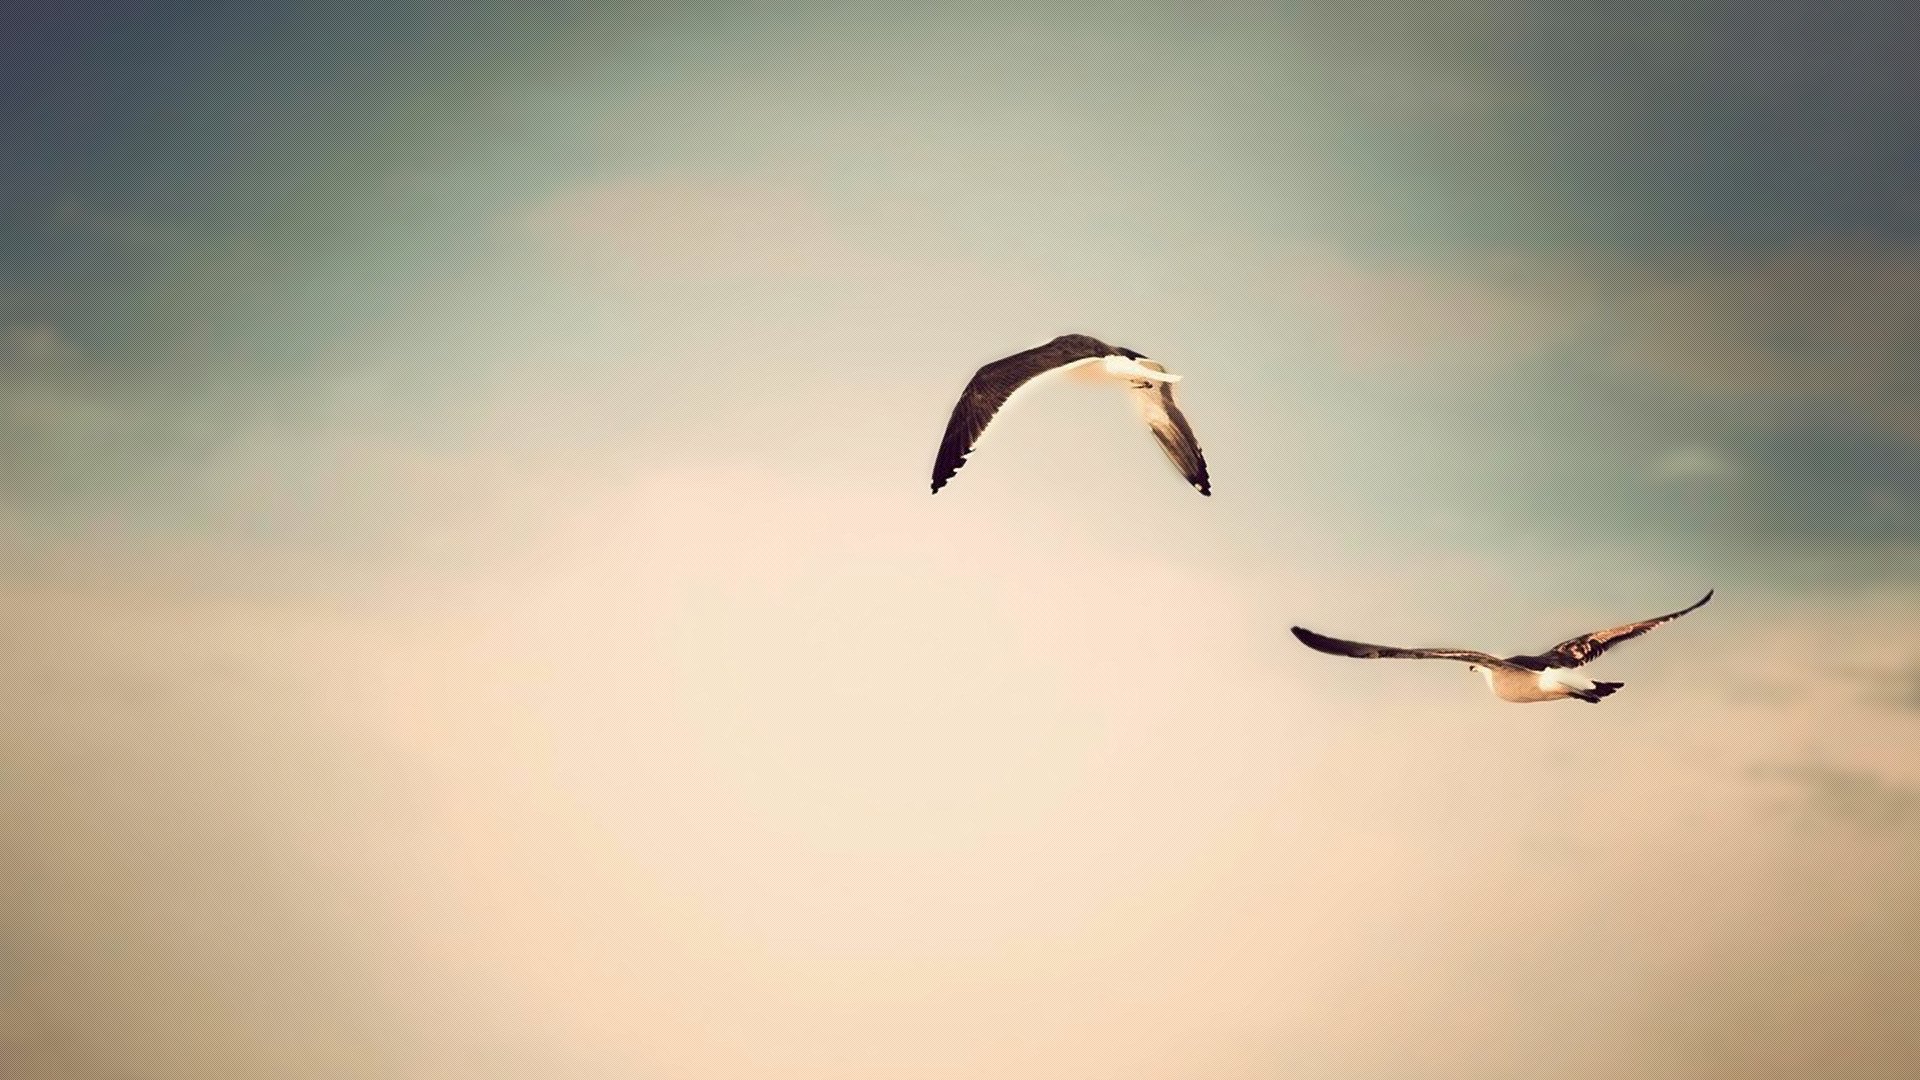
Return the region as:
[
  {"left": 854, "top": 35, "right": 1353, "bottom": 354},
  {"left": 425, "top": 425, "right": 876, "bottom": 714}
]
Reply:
[
  {"left": 1652, "top": 443, "right": 1741, "bottom": 483},
  {"left": 519, "top": 176, "right": 886, "bottom": 283},
  {"left": 1610, "top": 243, "right": 1920, "bottom": 439},
  {"left": 1260, "top": 246, "right": 1600, "bottom": 372},
  {"left": 1837, "top": 661, "right": 1920, "bottom": 714},
  {"left": 0, "top": 322, "right": 79, "bottom": 371},
  {"left": 0, "top": 323, "right": 120, "bottom": 440},
  {"left": 1753, "top": 762, "right": 1920, "bottom": 832},
  {"left": 1255, "top": 241, "right": 1920, "bottom": 443},
  {"left": 51, "top": 197, "right": 190, "bottom": 250}
]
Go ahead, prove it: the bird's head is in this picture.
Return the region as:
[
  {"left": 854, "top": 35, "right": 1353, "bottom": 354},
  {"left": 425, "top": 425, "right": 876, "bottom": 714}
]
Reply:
[{"left": 1467, "top": 664, "right": 1485, "bottom": 674}]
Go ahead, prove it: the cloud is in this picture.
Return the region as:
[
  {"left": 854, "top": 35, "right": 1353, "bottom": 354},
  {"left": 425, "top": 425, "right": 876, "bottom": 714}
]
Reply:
[
  {"left": 1753, "top": 762, "right": 1920, "bottom": 832},
  {"left": 0, "top": 323, "right": 120, "bottom": 439},
  {"left": 1254, "top": 241, "right": 1920, "bottom": 443},
  {"left": 1260, "top": 245, "right": 1600, "bottom": 372},
  {"left": 1880, "top": 665, "right": 1920, "bottom": 712},
  {"left": 0, "top": 323, "right": 80, "bottom": 371},
  {"left": 51, "top": 197, "right": 189, "bottom": 250},
  {"left": 518, "top": 176, "right": 887, "bottom": 283},
  {"left": 1838, "top": 661, "right": 1920, "bottom": 713},
  {"left": 1652, "top": 443, "right": 1741, "bottom": 483},
  {"left": 1610, "top": 243, "right": 1920, "bottom": 438},
  {"left": 1287, "top": 0, "right": 1535, "bottom": 121}
]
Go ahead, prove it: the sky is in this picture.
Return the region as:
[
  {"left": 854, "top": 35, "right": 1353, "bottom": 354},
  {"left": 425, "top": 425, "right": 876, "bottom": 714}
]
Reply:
[{"left": 1, "top": 1, "right": 1918, "bottom": 1077}]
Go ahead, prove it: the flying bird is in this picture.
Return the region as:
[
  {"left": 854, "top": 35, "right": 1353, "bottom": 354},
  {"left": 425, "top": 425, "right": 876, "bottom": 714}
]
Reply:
[
  {"left": 1289, "top": 590, "right": 1714, "bottom": 704},
  {"left": 930, "top": 333, "right": 1210, "bottom": 495}
]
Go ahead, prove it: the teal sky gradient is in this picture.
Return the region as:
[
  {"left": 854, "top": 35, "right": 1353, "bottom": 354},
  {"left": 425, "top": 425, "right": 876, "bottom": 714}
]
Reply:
[{"left": 5, "top": 2, "right": 1918, "bottom": 569}]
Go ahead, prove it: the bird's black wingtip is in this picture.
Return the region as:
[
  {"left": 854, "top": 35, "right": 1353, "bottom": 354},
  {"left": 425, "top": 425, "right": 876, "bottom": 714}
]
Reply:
[{"left": 1289, "top": 626, "right": 1317, "bottom": 645}]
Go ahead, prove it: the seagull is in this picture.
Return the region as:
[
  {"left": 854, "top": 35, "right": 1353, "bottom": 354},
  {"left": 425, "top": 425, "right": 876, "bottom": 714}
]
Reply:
[
  {"left": 930, "top": 333, "right": 1210, "bottom": 495},
  {"left": 1289, "top": 590, "right": 1714, "bottom": 704}
]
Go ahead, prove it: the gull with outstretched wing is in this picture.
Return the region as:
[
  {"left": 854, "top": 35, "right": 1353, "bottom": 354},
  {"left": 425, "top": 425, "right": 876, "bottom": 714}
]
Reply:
[
  {"left": 930, "top": 334, "right": 1211, "bottom": 495},
  {"left": 1291, "top": 591, "right": 1714, "bottom": 703}
]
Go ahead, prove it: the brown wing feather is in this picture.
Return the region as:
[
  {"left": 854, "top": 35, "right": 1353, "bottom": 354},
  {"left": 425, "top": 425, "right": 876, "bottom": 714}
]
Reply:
[
  {"left": 930, "top": 336, "right": 1112, "bottom": 493},
  {"left": 1290, "top": 626, "right": 1500, "bottom": 665},
  {"left": 1528, "top": 590, "right": 1714, "bottom": 669},
  {"left": 1129, "top": 364, "right": 1211, "bottom": 495}
]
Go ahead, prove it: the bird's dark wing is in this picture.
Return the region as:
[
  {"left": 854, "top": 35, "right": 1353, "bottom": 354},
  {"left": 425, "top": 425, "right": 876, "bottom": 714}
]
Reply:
[
  {"left": 1128, "top": 362, "right": 1211, "bottom": 496},
  {"left": 929, "top": 337, "right": 1110, "bottom": 493},
  {"left": 1527, "top": 590, "right": 1714, "bottom": 669},
  {"left": 1290, "top": 626, "right": 1500, "bottom": 664}
]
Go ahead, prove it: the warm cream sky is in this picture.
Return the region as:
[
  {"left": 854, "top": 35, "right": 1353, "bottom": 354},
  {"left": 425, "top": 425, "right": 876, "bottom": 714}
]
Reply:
[{"left": 2, "top": 2, "right": 1918, "bottom": 1078}]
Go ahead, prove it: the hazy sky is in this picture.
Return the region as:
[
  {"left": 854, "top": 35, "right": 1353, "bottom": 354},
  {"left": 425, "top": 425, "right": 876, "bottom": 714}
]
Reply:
[{"left": 2, "top": 3, "right": 1918, "bottom": 1078}]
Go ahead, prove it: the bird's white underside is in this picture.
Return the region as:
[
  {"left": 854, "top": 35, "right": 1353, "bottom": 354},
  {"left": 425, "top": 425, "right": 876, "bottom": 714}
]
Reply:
[
  {"left": 1473, "top": 665, "right": 1595, "bottom": 700},
  {"left": 1538, "top": 667, "right": 1595, "bottom": 691}
]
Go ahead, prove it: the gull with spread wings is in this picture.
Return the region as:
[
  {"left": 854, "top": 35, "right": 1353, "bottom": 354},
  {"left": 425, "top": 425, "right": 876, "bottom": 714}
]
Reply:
[
  {"left": 930, "top": 334, "right": 1210, "bottom": 495},
  {"left": 1290, "top": 591, "right": 1714, "bottom": 703}
]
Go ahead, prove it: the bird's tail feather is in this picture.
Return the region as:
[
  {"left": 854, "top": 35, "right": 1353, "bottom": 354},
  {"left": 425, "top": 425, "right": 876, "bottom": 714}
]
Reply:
[{"left": 1572, "top": 681, "right": 1625, "bottom": 704}]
